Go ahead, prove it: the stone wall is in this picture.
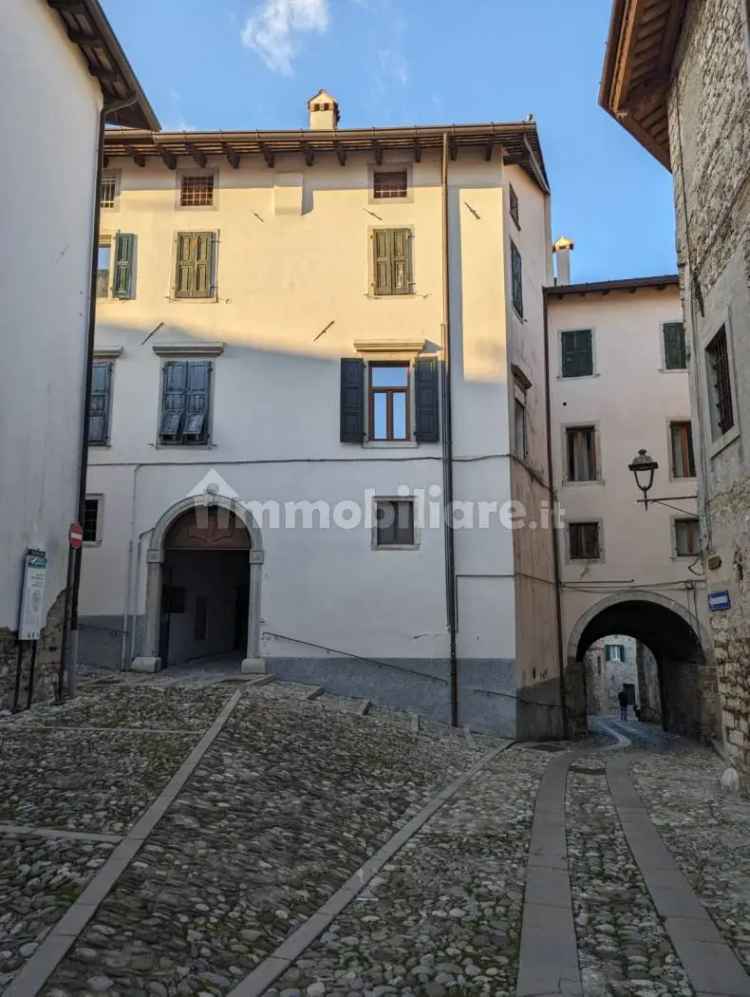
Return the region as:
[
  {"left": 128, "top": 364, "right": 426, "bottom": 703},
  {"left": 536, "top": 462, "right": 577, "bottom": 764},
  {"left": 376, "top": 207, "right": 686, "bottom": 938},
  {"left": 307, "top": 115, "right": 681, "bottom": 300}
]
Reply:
[
  {"left": 669, "top": 0, "right": 750, "bottom": 784},
  {"left": 0, "top": 588, "right": 66, "bottom": 714}
]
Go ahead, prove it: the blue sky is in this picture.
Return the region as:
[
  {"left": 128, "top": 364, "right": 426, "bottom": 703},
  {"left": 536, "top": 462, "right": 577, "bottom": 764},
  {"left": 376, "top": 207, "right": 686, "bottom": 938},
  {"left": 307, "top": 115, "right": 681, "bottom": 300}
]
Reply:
[{"left": 103, "top": 0, "right": 677, "bottom": 284}]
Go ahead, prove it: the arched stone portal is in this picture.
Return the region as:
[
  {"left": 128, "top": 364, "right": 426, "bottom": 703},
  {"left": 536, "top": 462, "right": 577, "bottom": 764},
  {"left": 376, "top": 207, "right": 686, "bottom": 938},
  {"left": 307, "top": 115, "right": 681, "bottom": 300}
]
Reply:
[
  {"left": 132, "top": 495, "right": 265, "bottom": 674},
  {"left": 566, "top": 591, "right": 718, "bottom": 740}
]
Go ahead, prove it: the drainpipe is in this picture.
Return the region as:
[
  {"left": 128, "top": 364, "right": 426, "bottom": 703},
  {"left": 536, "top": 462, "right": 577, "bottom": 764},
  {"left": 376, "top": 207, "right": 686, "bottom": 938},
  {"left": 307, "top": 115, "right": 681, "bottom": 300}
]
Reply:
[
  {"left": 440, "top": 133, "right": 459, "bottom": 727},
  {"left": 543, "top": 295, "right": 570, "bottom": 739},
  {"left": 59, "top": 92, "right": 139, "bottom": 699}
]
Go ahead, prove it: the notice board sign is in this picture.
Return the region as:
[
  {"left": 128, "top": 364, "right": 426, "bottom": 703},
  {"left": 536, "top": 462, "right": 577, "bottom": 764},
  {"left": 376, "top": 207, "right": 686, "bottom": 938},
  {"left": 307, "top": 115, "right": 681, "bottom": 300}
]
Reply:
[
  {"left": 708, "top": 590, "right": 731, "bottom": 612},
  {"left": 18, "top": 548, "right": 48, "bottom": 640}
]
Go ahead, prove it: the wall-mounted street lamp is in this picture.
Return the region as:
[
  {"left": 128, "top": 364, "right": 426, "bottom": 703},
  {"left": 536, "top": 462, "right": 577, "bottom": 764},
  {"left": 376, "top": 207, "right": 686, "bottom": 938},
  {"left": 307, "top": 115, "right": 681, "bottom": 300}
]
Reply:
[
  {"left": 628, "top": 449, "right": 659, "bottom": 509},
  {"left": 628, "top": 448, "right": 697, "bottom": 514}
]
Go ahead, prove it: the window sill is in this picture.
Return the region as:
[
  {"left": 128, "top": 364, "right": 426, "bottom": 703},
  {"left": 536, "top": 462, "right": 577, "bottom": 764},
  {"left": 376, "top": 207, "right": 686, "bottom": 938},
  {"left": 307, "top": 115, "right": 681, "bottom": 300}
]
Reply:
[
  {"left": 168, "top": 295, "right": 220, "bottom": 305},
  {"left": 366, "top": 292, "right": 418, "bottom": 300},
  {"left": 709, "top": 425, "right": 741, "bottom": 460},
  {"left": 659, "top": 367, "right": 688, "bottom": 374},
  {"left": 155, "top": 442, "right": 214, "bottom": 450},
  {"left": 558, "top": 373, "right": 599, "bottom": 381},
  {"left": 88, "top": 442, "right": 111, "bottom": 448},
  {"left": 83, "top": 540, "right": 102, "bottom": 548},
  {"left": 373, "top": 544, "right": 420, "bottom": 551},
  {"left": 363, "top": 440, "right": 418, "bottom": 449},
  {"left": 563, "top": 478, "right": 605, "bottom": 487}
]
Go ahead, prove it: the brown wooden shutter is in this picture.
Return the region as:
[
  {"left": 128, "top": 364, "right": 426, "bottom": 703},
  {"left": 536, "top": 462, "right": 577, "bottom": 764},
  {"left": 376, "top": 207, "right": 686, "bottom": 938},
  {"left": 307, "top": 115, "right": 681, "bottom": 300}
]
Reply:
[
  {"left": 175, "top": 234, "right": 194, "bottom": 298},
  {"left": 373, "top": 230, "right": 391, "bottom": 295},
  {"left": 391, "top": 228, "right": 412, "bottom": 294}
]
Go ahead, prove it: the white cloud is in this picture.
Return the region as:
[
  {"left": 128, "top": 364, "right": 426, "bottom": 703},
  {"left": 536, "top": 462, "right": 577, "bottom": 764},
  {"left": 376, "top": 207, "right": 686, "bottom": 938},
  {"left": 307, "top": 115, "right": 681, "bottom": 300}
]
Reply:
[
  {"left": 241, "top": 0, "right": 329, "bottom": 75},
  {"left": 377, "top": 48, "right": 409, "bottom": 87}
]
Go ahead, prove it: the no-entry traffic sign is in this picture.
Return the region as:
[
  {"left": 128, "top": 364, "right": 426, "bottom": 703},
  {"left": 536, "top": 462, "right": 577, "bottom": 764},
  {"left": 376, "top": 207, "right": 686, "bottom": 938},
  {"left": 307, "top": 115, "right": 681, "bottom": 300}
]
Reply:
[{"left": 69, "top": 522, "right": 83, "bottom": 549}]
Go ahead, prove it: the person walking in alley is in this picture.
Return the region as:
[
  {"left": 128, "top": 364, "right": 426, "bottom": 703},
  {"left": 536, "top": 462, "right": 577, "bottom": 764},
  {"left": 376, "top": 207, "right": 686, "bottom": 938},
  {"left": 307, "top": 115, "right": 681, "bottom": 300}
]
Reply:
[{"left": 618, "top": 688, "right": 629, "bottom": 721}]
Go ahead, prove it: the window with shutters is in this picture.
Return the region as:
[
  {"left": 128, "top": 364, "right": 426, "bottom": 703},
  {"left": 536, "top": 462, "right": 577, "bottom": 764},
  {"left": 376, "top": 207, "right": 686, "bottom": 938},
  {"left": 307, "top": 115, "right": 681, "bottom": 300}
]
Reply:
[
  {"left": 705, "top": 326, "right": 735, "bottom": 441},
  {"left": 159, "top": 360, "right": 212, "bottom": 445},
  {"left": 83, "top": 496, "right": 102, "bottom": 544},
  {"left": 96, "top": 241, "right": 111, "bottom": 298},
  {"left": 369, "top": 363, "right": 409, "bottom": 440},
  {"left": 663, "top": 322, "right": 687, "bottom": 370},
  {"left": 372, "top": 228, "right": 413, "bottom": 295},
  {"left": 374, "top": 498, "right": 417, "bottom": 549},
  {"left": 174, "top": 232, "right": 215, "bottom": 299},
  {"left": 566, "top": 426, "right": 597, "bottom": 482},
  {"left": 100, "top": 171, "right": 119, "bottom": 209},
  {"left": 509, "top": 184, "right": 520, "bottom": 229},
  {"left": 674, "top": 518, "right": 701, "bottom": 558},
  {"left": 670, "top": 421, "right": 696, "bottom": 478},
  {"left": 112, "top": 233, "right": 135, "bottom": 298},
  {"left": 180, "top": 174, "right": 214, "bottom": 207},
  {"left": 510, "top": 240, "right": 523, "bottom": 317},
  {"left": 88, "top": 361, "right": 113, "bottom": 445},
  {"left": 561, "top": 329, "right": 594, "bottom": 378},
  {"left": 569, "top": 521, "right": 601, "bottom": 560}
]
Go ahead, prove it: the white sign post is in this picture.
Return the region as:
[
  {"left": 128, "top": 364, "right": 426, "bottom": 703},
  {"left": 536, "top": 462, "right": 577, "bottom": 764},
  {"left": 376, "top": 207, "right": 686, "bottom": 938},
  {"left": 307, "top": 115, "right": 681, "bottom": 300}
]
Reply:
[{"left": 18, "top": 548, "right": 48, "bottom": 641}]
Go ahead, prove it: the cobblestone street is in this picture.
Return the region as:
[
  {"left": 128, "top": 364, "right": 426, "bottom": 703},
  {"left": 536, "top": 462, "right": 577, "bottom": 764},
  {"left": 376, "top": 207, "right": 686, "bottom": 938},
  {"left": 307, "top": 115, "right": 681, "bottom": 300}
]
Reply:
[{"left": 2, "top": 678, "right": 750, "bottom": 997}]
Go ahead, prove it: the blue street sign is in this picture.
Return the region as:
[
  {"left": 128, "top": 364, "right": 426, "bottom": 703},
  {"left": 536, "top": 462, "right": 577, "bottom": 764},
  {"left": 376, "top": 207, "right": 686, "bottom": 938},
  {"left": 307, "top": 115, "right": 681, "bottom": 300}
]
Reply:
[{"left": 708, "top": 591, "right": 731, "bottom": 612}]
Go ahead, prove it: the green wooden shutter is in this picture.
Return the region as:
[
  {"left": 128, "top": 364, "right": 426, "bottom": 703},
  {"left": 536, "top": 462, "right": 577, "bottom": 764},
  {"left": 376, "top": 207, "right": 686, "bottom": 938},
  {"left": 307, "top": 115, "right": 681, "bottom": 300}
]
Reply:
[
  {"left": 160, "top": 361, "right": 188, "bottom": 439},
  {"left": 175, "top": 234, "right": 194, "bottom": 298},
  {"left": 88, "top": 361, "right": 111, "bottom": 444},
  {"left": 663, "top": 323, "right": 686, "bottom": 369},
  {"left": 414, "top": 356, "right": 439, "bottom": 442},
  {"left": 340, "top": 358, "right": 365, "bottom": 442},
  {"left": 391, "top": 229, "right": 412, "bottom": 295},
  {"left": 183, "top": 361, "right": 211, "bottom": 442},
  {"left": 511, "top": 241, "right": 523, "bottom": 317},
  {"left": 113, "top": 233, "right": 135, "bottom": 299},
  {"left": 562, "top": 330, "right": 593, "bottom": 377},
  {"left": 373, "top": 230, "right": 391, "bottom": 295},
  {"left": 194, "top": 233, "right": 213, "bottom": 298}
]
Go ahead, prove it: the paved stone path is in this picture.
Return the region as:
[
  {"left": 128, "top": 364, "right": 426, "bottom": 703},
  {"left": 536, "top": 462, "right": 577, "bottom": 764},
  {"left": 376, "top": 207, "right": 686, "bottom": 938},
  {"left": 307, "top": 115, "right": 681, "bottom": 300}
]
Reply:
[{"left": 3, "top": 681, "right": 750, "bottom": 997}]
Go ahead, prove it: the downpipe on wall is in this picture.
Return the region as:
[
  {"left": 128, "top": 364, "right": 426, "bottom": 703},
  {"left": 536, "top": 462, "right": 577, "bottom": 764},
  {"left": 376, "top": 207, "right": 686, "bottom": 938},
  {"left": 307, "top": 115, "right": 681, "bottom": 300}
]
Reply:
[
  {"left": 440, "top": 133, "right": 459, "bottom": 728},
  {"left": 59, "top": 92, "right": 139, "bottom": 700}
]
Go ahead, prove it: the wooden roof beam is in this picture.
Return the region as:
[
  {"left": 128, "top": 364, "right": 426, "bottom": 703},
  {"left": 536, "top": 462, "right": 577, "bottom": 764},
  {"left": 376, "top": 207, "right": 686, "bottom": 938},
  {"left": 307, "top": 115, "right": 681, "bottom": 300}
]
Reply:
[
  {"left": 413, "top": 138, "right": 422, "bottom": 163},
  {"left": 335, "top": 142, "right": 346, "bottom": 166},
  {"left": 186, "top": 143, "right": 207, "bottom": 168},
  {"left": 449, "top": 136, "right": 458, "bottom": 161},
  {"left": 90, "top": 65, "right": 121, "bottom": 83},
  {"left": 304, "top": 143, "right": 315, "bottom": 167},
  {"left": 223, "top": 143, "right": 240, "bottom": 169},
  {"left": 260, "top": 143, "right": 274, "bottom": 168},
  {"left": 159, "top": 149, "right": 177, "bottom": 170},
  {"left": 373, "top": 140, "right": 383, "bottom": 165},
  {"left": 132, "top": 151, "right": 146, "bottom": 168}
]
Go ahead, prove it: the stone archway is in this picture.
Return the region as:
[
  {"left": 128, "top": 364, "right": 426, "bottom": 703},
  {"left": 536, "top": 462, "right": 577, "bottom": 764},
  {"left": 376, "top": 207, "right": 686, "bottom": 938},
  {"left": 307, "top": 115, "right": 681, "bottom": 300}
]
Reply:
[
  {"left": 565, "top": 590, "right": 717, "bottom": 740},
  {"left": 133, "top": 494, "right": 265, "bottom": 674}
]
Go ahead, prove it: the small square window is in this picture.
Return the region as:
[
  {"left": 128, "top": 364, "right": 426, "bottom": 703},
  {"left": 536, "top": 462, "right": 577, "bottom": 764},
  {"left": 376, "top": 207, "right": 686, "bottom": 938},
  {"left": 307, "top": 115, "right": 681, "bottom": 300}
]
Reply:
[
  {"left": 675, "top": 518, "right": 701, "bottom": 558},
  {"left": 375, "top": 499, "right": 415, "bottom": 548},
  {"left": 569, "top": 522, "right": 600, "bottom": 560},
  {"left": 566, "top": 426, "right": 597, "bottom": 481},
  {"left": 100, "top": 172, "right": 118, "bottom": 208},
  {"left": 180, "top": 175, "right": 214, "bottom": 207},
  {"left": 373, "top": 170, "right": 408, "bottom": 199},
  {"left": 83, "top": 497, "right": 101, "bottom": 543}
]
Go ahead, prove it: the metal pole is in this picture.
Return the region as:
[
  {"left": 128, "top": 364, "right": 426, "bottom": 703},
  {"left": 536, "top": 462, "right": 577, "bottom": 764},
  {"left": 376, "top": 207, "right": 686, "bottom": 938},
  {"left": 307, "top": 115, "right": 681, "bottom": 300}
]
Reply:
[
  {"left": 26, "top": 640, "right": 38, "bottom": 711},
  {"left": 12, "top": 642, "right": 24, "bottom": 713}
]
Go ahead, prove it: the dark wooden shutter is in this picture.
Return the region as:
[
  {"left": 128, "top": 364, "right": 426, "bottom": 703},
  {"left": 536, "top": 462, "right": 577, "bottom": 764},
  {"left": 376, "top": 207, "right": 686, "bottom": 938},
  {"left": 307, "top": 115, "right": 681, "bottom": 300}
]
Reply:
[
  {"left": 113, "top": 233, "right": 135, "bottom": 298},
  {"left": 373, "top": 230, "right": 391, "bottom": 295},
  {"left": 160, "top": 361, "right": 188, "bottom": 438},
  {"left": 183, "top": 361, "right": 211, "bottom": 441},
  {"left": 511, "top": 241, "right": 523, "bottom": 317},
  {"left": 88, "top": 361, "right": 111, "bottom": 444},
  {"left": 340, "top": 358, "right": 365, "bottom": 442},
  {"left": 562, "top": 330, "right": 593, "bottom": 377},
  {"left": 663, "top": 323, "right": 686, "bottom": 369},
  {"left": 194, "top": 233, "right": 213, "bottom": 297},
  {"left": 391, "top": 228, "right": 412, "bottom": 294},
  {"left": 175, "top": 233, "right": 214, "bottom": 298},
  {"left": 414, "top": 356, "right": 439, "bottom": 442},
  {"left": 175, "top": 235, "right": 194, "bottom": 298}
]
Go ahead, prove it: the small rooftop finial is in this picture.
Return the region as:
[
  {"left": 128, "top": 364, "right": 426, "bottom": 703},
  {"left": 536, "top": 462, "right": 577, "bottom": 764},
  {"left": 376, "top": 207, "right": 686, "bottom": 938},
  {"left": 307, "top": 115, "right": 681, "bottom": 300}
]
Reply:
[{"left": 553, "top": 236, "right": 575, "bottom": 285}]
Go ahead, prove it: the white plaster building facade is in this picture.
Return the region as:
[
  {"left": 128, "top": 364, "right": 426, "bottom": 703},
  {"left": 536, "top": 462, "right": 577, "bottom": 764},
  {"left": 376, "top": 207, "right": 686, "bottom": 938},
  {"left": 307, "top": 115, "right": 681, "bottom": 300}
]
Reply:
[
  {"left": 78, "top": 99, "right": 563, "bottom": 737},
  {"left": 546, "top": 275, "right": 717, "bottom": 738},
  {"left": 0, "top": 0, "right": 156, "bottom": 712}
]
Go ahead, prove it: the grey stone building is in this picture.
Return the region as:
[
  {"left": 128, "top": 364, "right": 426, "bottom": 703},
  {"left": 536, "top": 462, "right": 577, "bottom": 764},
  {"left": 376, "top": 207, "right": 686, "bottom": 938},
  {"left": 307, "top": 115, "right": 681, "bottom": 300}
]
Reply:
[{"left": 601, "top": 0, "right": 750, "bottom": 782}]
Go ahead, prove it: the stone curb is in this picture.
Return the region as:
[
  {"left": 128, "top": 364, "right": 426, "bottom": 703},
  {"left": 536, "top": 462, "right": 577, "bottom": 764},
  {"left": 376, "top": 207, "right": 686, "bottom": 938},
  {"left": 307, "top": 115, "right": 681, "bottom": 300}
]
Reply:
[
  {"left": 226, "top": 739, "right": 515, "bottom": 997},
  {"left": 607, "top": 753, "right": 750, "bottom": 997},
  {"left": 3, "top": 688, "right": 244, "bottom": 997}
]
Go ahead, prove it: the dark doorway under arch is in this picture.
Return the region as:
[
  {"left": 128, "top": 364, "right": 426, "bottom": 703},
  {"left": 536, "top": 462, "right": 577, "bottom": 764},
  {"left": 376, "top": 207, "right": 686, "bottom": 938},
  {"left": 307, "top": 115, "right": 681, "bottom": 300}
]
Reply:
[{"left": 569, "top": 597, "right": 717, "bottom": 740}]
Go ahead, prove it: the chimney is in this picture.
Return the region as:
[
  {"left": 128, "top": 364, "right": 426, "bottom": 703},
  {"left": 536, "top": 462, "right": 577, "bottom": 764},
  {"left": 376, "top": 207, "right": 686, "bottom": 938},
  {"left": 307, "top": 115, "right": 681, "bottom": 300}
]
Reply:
[
  {"left": 307, "top": 89, "right": 340, "bottom": 130},
  {"left": 553, "top": 236, "right": 575, "bottom": 285}
]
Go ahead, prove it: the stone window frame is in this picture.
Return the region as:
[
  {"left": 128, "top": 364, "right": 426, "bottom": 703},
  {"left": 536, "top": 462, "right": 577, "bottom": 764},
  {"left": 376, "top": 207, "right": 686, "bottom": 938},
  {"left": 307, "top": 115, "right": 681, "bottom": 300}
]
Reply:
[
  {"left": 671, "top": 514, "right": 702, "bottom": 561},
  {"left": 174, "top": 167, "right": 220, "bottom": 212},
  {"left": 557, "top": 326, "right": 599, "bottom": 380},
  {"left": 560, "top": 420, "right": 605, "bottom": 487},
  {"left": 565, "top": 518, "right": 605, "bottom": 564},
  {"left": 370, "top": 495, "right": 421, "bottom": 551},
  {"left": 83, "top": 494, "right": 104, "bottom": 546},
  {"left": 699, "top": 309, "right": 741, "bottom": 459}
]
